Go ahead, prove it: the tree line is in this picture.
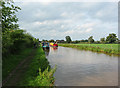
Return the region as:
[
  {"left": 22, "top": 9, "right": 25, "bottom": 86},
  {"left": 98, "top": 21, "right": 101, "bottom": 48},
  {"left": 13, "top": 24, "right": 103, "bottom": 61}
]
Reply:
[
  {"left": 1, "top": 1, "right": 39, "bottom": 57},
  {"left": 65, "top": 33, "right": 119, "bottom": 44},
  {"left": 41, "top": 33, "right": 119, "bottom": 44}
]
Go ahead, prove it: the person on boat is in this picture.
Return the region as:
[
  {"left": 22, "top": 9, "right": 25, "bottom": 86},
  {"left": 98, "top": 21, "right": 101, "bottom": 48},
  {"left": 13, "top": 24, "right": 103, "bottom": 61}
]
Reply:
[
  {"left": 42, "top": 42, "right": 45, "bottom": 46},
  {"left": 47, "top": 42, "right": 49, "bottom": 47}
]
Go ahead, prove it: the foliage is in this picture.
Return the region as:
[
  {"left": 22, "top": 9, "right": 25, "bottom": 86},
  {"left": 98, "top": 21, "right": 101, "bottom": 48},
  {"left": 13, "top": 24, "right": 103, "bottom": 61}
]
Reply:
[
  {"left": 88, "top": 36, "right": 94, "bottom": 43},
  {"left": 49, "top": 39, "right": 54, "bottom": 42},
  {"left": 2, "top": 29, "right": 39, "bottom": 55},
  {"left": 2, "top": 1, "right": 56, "bottom": 86},
  {"left": 3, "top": 48, "right": 33, "bottom": 80},
  {"left": 2, "top": 1, "right": 39, "bottom": 56},
  {"left": 100, "top": 38, "right": 105, "bottom": 43},
  {"left": 63, "top": 34, "right": 119, "bottom": 44},
  {"left": 106, "top": 33, "right": 118, "bottom": 43},
  {"left": 33, "top": 38, "right": 39, "bottom": 48},
  {"left": 80, "top": 39, "right": 88, "bottom": 42},
  {"left": 73, "top": 40, "right": 80, "bottom": 43},
  {"left": 29, "top": 66, "right": 56, "bottom": 86},
  {"left": 72, "top": 39, "right": 88, "bottom": 44},
  {"left": 95, "top": 41, "right": 100, "bottom": 44},
  {"left": 65, "top": 36, "right": 72, "bottom": 43},
  {"left": 1, "top": 1, "right": 21, "bottom": 32},
  {"left": 19, "top": 47, "right": 56, "bottom": 86}
]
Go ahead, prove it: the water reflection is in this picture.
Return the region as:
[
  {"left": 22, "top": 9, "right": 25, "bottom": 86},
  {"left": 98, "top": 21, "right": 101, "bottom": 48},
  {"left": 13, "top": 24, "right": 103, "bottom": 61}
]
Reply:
[
  {"left": 51, "top": 47, "right": 58, "bottom": 51},
  {"left": 46, "top": 46, "right": 118, "bottom": 86},
  {"left": 43, "top": 47, "right": 58, "bottom": 56},
  {"left": 42, "top": 47, "right": 50, "bottom": 56}
]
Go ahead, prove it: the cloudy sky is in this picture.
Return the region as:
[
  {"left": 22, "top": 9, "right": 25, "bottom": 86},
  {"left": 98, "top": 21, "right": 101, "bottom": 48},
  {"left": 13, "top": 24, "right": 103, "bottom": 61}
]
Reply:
[{"left": 15, "top": 1, "right": 118, "bottom": 41}]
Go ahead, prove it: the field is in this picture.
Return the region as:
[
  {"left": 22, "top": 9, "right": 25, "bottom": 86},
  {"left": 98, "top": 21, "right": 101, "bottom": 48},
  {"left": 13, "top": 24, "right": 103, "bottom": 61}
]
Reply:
[
  {"left": 75, "top": 44, "right": 119, "bottom": 50},
  {"left": 59, "top": 44, "right": 120, "bottom": 55}
]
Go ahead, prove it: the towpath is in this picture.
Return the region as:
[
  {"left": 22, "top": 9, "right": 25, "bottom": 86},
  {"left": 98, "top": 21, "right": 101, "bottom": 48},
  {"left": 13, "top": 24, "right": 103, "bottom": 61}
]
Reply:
[{"left": 2, "top": 48, "right": 36, "bottom": 86}]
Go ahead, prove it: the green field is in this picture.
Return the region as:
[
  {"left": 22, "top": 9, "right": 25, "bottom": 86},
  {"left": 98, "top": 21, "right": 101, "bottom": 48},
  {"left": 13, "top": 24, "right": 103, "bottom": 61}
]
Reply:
[
  {"left": 75, "top": 44, "right": 119, "bottom": 51},
  {"left": 59, "top": 44, "right": 120, "bottom": 55}
]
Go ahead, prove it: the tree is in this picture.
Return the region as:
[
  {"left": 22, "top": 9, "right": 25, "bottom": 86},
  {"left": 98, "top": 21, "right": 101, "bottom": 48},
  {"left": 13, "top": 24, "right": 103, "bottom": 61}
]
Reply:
[
  {"left": 100, "top": 37, "right": 105, "bottom": 43},
  {"left": 80, "top": 39, "right": 88, "bottom": 42},
  {"left": 106, "top": 33, "right": 117, "bottom": 43},
  {"left": 75, "top": 40, "right": 80, "bottom": 43},
  {"left": 1, "top": 1, "right": 21, "bottom": 54},
  {"left": 65, "top": 36, "right": 72, "bottom": 43},
  {"left": 115, "top": 38, "right": 119, "bottom": 44},
  {"left": 2, "top": 1, "right": 36, "bottom": 56},
  {"left": 1, "top": 1, "right": 21, "bottom": 33},
  {"left": 49, "top": 39, "right": 54, "bottom": 42},
  {"left": 88, "top": 36, "right": 94, "bottom": 43},
  {"left": 42, "top": 39, "right": 45, "bottom": 42},
  {"left": 95, "top": 41, "right": 100, "bottom": 44}
]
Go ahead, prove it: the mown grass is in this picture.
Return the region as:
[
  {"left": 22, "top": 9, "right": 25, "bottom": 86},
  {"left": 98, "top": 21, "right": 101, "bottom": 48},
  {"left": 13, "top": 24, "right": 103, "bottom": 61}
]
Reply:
[
  {"left": 18, "top": 46, "right": 56, "bottom": 86},
  {"left": 3, "top": 48, "right": 33, "bottom": 80},
  {"left": 59, "top": 44, "right": 120, "bottom": 55}
]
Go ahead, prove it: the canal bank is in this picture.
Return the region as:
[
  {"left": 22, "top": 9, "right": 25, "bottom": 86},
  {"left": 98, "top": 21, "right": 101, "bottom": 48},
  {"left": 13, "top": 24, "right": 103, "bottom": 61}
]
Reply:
[
  {"left": 59, "top": 44, "right": 120, "bottom": 55},
  {"left": 3, "top": 47, "right": 33, "bottom": 81},
  {"left": 3, "top": 46, "right": 56, "bottom": 86},
  {"left": 18, "top": 46, "right": 56, "bottom": 86}
]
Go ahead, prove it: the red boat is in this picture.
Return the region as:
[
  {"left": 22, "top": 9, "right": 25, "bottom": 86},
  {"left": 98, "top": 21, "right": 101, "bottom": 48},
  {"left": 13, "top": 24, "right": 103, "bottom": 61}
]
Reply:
[{"left": 50, "top": 43, "right": 58, "bottom": 47}]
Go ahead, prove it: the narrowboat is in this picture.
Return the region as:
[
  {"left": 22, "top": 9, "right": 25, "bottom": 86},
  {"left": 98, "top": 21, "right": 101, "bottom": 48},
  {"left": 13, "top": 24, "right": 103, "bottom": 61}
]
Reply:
[
  {"left": 50, "top": 42, "right": 58, "bottom": 47},
  {"left": 42, "top": 42, "right": 49, "bottom": 49}
]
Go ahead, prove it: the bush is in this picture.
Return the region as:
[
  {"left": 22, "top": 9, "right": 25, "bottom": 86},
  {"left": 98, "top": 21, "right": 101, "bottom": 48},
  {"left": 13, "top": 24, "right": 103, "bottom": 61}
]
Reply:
[{"left": 2, "top": 29, "right": 39, "bottom": 56}]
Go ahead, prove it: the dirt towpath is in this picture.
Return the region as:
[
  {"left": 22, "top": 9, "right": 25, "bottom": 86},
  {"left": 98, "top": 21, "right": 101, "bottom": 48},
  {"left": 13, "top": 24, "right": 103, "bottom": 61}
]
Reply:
[{"left": 2, "top": 48, "right": 36, "bottom": 86}]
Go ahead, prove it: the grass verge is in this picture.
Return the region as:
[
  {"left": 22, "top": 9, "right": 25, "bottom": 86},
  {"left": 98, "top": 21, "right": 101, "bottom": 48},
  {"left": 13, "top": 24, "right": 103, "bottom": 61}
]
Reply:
[
  {"left": 59, "top": 44, "right": 120, "bottom": 55},
  {"left": 18, "top": 46, "right": 56, "bottom": 86},
  {"left": 2, "top": 47, "right": 33, "bottom": 80}
]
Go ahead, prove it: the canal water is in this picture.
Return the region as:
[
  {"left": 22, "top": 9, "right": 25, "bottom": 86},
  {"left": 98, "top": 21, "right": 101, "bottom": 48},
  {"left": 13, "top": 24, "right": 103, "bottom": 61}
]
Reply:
[{"left": 44, "top": 46, "right": 118, "bottom": 86}]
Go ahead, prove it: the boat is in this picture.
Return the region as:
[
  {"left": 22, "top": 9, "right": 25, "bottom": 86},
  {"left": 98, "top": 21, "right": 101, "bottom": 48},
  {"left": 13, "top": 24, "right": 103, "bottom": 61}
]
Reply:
[
  {"left": 50, "top": 42, "right": 58, "bottom": 47},
  {"left": 42, "top": 42, "right": 49, "bottom": 49}
]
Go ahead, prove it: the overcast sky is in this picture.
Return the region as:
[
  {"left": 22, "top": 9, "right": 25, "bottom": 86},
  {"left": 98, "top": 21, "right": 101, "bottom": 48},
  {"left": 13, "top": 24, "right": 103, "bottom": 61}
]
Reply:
[{"left": 15, "top": 1, "right": 118, "bottom": 41}]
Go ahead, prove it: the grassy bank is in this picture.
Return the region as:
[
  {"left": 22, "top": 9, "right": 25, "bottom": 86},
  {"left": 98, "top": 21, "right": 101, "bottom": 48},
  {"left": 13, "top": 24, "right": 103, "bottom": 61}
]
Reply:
[
  {"left": 59, "top": 44, "right": 120, "bottom": 55},
  {"left": 18, "top": 46, "right": 56, "bottom": 86},
  {"left": 3, "top": 48, "right": 33, "bottom": 80}
]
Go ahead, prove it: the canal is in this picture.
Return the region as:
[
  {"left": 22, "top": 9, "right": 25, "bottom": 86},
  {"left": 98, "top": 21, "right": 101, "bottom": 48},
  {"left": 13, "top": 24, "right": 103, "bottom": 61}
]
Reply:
[{"left": 44, "top": 46, "right": 118, "bottom": 86}]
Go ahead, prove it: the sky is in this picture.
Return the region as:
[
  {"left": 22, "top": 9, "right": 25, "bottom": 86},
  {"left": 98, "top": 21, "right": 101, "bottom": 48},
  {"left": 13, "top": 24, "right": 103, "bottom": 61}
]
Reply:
[{"left": 15, "top": 1, "right": 118, "bottom": 41}]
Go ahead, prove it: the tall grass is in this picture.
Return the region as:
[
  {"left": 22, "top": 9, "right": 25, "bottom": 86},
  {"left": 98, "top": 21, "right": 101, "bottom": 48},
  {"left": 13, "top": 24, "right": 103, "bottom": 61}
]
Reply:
[
  {"left": 19, "top": 46, "right": 56, "bottom": 86},
  {"left": 59, "top": 44, "right": 120, "bottom": 55},
  {"left": 2, "top": 48, "right": 33, "bottom": 80}
]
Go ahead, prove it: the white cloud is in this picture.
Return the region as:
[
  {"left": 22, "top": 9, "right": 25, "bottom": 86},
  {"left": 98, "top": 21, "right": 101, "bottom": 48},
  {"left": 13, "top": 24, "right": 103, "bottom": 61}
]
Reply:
[
  {"left": 96, "top": 11, "right": 103, "bottom": 17},
  {"left": 64, "top": 30, "right": 75, "bottom": 35},
  {"left": 61, "top": 25, "right": 65, "bottom": 28},
  {"left": 33, "top": 20, "right": 61, "bottom": 26},
  {"left": 15, "top": 0, "right": 119, "bottom": 2},
  {"left": 81, "top": 23, "right": 96, "bottom": 28},
  {"left": 34, "top": 10, "right": 46, "bottom": 18},
  {"left": 85, "top": 28, "right": 93, "bottom": 33},
  {"left": 61, "top": 12, "right": 68, "bottom": 17},
  {"left": 16, "top": 2, "right": 118, "bottom": 40},
  {"left": 34, "top": 21, "right": 43, "bottom": 25}
]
